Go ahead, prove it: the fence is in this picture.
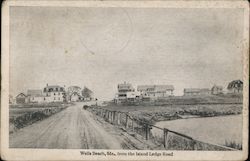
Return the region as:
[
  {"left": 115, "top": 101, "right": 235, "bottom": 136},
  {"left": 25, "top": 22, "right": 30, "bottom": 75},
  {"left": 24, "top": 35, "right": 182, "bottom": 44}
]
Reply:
[{"left": 87, "top": 106, "right": 236, "bottom": 151}]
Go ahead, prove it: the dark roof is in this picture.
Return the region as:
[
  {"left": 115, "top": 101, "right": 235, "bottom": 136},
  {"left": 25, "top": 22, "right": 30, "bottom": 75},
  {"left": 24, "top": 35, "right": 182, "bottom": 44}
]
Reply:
[
  {"left": 227, "top": 80, "right": 243, "bottom": 89},
  {"left": 27, "top": 90, "right": 42, "bottom": 96},
  {"left": 16, "top": 93, "right": 27, "bottom": 98},
  {"left": 44, "top": 85, "right": 65, "bottom": 92},
  {"left": 118, "top": 83, "right": 134, "bottom": 90}
]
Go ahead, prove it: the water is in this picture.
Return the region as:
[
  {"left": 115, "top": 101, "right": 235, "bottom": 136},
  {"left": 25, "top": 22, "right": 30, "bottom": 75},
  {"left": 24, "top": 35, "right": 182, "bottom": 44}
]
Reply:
[{"left": 152, "top": 115, "right": 242, "bottom": 146}]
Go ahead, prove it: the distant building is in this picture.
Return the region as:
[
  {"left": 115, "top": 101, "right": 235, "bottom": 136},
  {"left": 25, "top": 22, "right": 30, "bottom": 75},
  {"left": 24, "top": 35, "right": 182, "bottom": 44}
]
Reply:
[
  {"left": 115, "top": 82, "right": 135, "bottom": 103},
  {"left": 16, "top": 93, "right": 27, "bottom": 104},
  {"left": 227, "top": 80, "right": 243, "bottom": 94},
  {"left": 70, "top": 92, "right": 82, "bottom": 102},
  {"left": 126, "top": 91, "right": 141, "bottom": 102},
  {"left": 68, "top": 86, "right": 82, "bottom": 102},
  {"left": 184, "top": 88, "right": 211, "bottom": 96},
  {"left": 27, "top": 89, "right": 43, "bottom": 103},
  {"left": 137, "top": 85, "right": 174, "bottom": 99},
  {"left": 211, "top": 85, "right": 223, "bottom": 95},
  {"left": 43, "top": 84, "right": 65, "bottom": 102}
]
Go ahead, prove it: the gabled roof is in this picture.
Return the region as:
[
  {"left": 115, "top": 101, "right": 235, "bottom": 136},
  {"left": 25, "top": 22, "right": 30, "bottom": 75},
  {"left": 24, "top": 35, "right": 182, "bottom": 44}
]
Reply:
[
  {"left": 27, "top": 90, "right": 42, "bottom": 96},
  {"left": 16, "top": 93, "right": 27, "bottom": 98},
  {"left": 70, "top": 92, "right": 82, "bottom": 97},
  {"left": 118, "top": 83, "right": 134, "bottom": 90},
  {"left": 46, "top": 85, "right": 62, "bottom": 88}
]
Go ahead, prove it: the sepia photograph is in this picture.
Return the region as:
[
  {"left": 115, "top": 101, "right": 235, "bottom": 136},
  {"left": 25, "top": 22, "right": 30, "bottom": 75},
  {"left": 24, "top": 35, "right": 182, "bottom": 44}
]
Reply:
[{"left": 1, "top": 0, "right": 249, "bottom": 161}]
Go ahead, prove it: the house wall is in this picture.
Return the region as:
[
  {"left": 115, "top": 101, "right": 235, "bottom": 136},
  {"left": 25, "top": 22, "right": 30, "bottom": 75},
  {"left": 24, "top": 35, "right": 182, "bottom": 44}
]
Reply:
[
  {"left": 44, "top": 91, "right": 64, "bottom": 102},
  {"left": 16, "top": 98, "right": 26, "bottom": 104},
  {"left": 29, "top": 96, "right": 44, "bottom": 103},
  {"left": 211, "top": 89, "right": 223, "bottom": 95},
  {"left": 71, "top": 94, "right": 79, "bottom": 102},
  {"left": 144, "top": 90, "right": 173, "bottom": 98}
]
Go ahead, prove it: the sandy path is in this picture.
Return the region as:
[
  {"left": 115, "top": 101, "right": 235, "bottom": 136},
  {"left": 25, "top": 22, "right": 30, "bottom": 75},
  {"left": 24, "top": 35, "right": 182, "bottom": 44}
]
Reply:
[{"left": 9, "top": 103, "right": 123, "bottom": 149}]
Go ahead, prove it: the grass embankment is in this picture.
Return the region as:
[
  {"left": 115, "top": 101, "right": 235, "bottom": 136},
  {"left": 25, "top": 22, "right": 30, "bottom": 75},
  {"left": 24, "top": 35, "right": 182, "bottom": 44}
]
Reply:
[
  {"left": 101, "top": 104, "right": 242, "bottom": 124},
  {"left": 9, "top": 102, "right": 73, "bottom": 133},
  {"left": 101, "top": 94, "right": 242, "bottom": 124}
]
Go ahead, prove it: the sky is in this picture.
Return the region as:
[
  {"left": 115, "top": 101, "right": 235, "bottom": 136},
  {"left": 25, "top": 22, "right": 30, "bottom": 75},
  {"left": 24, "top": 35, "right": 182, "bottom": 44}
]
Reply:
[{"left": 10, "top": 7, "right": 244, "bottom": 100}]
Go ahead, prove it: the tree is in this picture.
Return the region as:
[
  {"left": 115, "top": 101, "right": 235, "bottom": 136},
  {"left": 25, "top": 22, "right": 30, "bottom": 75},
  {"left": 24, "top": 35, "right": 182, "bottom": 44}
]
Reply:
[{"left": 82, "top": 86, "right": 93, "bottom": 98}]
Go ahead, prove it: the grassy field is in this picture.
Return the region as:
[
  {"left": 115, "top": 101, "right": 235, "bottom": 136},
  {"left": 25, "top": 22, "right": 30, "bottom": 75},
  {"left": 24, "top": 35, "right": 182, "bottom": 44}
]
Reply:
[
  {"left": 9, "top": 102, "right": 70, "bottom": 118},
  {"left": 10, "top": 108, "right": 48, "bottom": 118},
  {"left": 9, "top": 102, "right": 72, "bottom": 133},
  {"left": 101, "top": 103, "right": 242, "bottom": 123}
]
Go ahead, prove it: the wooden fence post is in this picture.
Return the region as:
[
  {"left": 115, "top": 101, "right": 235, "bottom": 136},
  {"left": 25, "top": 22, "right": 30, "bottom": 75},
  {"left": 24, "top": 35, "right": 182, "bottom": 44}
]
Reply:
[
  {"left": 108, "top": 111, "right": 111, "bottom": 123},
  {"left": 113, "top": 111, "right": 116, "bottom": 124},
  {"left": 102, "top": 109, "right": 105, "bottom": 118},
  {"left": 105, "top": 110, "right": 108, "bottom": 120},
  {"left": 163, "top": 128, "right": 169, "bottom": 149},
  {"left": 110, "top": 111, "right": 113, "bottom": 123},
  {"left": 145, "top": 124, "right": 149, "bottom": 140},
  {"left": 193, "top": 140, "right": 197, "bottom": 150},
  {"left": 100, "top": 109, "right": 103, "bottom": 117},
  {"left": 125, "top": 114, "right": 129, "bottom": 128},
  {"left": 131, "top": 118, "right": 134, "bottom": 132},
  {"left": 117, "top": 112, "right": 121, "bottom": 125}
]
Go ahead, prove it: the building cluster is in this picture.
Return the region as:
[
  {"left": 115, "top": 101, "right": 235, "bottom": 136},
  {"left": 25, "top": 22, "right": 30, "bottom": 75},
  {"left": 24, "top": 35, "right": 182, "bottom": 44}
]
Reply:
[
  {"left": 114, "top": 80, "right": 243, "bottom": 104},
  {"left": 13, "top": 84, "right": 94, "bottom": 104},
  {"left": 114, "top": 82, "right": 174, "bottom": 104},
  {"left": 183, "top": 80, "right": 243, "bottom": 96}
]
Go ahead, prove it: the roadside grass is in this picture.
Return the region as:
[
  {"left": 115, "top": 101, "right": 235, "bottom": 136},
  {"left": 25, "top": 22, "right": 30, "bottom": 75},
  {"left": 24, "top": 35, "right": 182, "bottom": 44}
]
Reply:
[
  {"left": 224, "top": 140, "right": 242, "bottom": 150},
  {"left": 9, "top": 102, "right": 73, "bottom": 134}
]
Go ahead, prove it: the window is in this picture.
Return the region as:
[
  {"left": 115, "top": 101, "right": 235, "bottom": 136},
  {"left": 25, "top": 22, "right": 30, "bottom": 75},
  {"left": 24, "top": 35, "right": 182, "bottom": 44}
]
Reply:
[
  {"left": 54, "top": 93, "right": 56, "bottom": 95},
  {"left": 44, "top": 98, "right": 46, "bottom": 100}
]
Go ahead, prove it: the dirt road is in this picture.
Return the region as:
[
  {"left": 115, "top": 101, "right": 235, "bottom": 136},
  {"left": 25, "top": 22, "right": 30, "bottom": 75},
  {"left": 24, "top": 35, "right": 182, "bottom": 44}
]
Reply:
[{"left": 9, "top": 103, "right": 124, "bottom": 149}]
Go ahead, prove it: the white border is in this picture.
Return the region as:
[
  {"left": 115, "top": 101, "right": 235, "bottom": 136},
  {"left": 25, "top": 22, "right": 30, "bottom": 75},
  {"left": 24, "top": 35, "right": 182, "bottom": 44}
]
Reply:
[{"left": 1, "top": 1, "right": 249, "bottom": 160}]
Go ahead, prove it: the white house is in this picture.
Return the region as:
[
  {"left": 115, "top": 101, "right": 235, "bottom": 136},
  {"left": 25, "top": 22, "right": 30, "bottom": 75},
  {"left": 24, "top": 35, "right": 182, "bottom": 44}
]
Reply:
[
  {"left": 115, "top": 82, "right": 135, "bottom": 103},
  {"left": 27, "top": 89, "right": 44, "bottom": 103},
  {"left": 137, "top": 85, "right": 174, "bottom": 99},
  {"left": 126, "top": 91, "right": 141, "bottom": 102},
  {"left": 211, "top": 85, "right": 223, "bottom": 95},
  {"left": 43, "top": 84, "right": 65, "bottom": 102}
]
